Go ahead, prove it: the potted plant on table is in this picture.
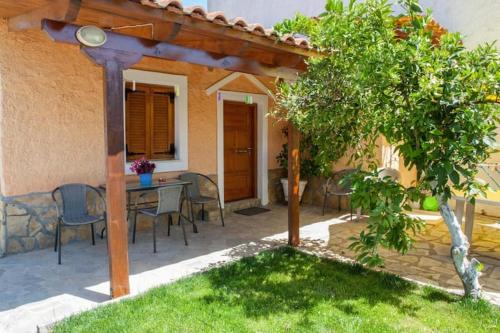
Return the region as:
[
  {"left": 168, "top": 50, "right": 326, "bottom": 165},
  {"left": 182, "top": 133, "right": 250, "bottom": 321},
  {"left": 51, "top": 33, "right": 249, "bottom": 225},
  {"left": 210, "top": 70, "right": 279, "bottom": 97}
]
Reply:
[
  {"left": 276, "top": 127, "right": 321, "bottom": 202},
  {"left": 130, "top": 157, "right": 156, "bottom": 186}
]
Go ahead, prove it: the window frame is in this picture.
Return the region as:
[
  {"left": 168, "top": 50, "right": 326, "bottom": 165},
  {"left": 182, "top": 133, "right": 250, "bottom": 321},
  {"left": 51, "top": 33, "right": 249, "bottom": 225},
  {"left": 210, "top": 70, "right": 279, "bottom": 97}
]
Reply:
[{"left": 123, "top": 69, "right": 188, "bottom": 174}]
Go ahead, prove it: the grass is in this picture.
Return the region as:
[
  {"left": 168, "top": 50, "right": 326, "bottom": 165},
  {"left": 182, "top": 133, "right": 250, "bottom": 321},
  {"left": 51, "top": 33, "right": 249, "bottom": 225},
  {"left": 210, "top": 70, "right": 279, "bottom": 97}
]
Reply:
[{"left": 54, "top": 247, "right": 499, "bottom": 333}]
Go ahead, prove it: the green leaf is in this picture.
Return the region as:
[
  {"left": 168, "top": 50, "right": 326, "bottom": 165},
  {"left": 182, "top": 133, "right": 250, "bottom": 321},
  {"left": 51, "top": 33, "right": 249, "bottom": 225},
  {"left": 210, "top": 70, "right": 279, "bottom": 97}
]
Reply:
[
  {"left": 409, "top": 2, "right": 423, "bottom": 13},
  {"left": 450, "top": 170, "right": 460, "bottom": 185}
]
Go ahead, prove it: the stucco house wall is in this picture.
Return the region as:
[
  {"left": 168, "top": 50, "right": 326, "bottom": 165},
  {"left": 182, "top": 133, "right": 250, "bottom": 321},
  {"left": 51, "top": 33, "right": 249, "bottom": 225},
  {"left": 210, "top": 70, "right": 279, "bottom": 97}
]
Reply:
[{"left": 0, "top": 18, "right": 286, "bottom": 256}]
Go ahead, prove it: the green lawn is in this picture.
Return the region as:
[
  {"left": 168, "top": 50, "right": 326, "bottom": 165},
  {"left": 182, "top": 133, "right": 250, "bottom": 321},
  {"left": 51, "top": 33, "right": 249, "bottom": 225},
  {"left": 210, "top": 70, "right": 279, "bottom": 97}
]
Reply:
[{"left": 54, "top": 247, "right": 499, "bottom": 333}]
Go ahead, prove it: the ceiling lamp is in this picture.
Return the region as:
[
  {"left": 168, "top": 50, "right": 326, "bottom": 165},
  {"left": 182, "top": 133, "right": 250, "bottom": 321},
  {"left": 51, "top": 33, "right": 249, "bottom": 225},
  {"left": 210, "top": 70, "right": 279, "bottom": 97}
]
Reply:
[{"left": 75, "top": 26, "right": 107, "bottom": 48}]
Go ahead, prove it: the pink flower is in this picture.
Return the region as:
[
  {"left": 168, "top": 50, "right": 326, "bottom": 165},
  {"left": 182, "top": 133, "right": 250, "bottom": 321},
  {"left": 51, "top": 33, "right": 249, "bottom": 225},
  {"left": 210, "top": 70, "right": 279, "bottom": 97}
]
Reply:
[{"left": 130, "top": 157, "right": 156, "bottom": 175}]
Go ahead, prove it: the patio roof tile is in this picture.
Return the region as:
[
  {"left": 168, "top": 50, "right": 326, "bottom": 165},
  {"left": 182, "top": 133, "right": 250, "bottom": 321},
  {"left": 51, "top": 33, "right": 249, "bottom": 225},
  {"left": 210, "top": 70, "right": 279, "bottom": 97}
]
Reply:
[{"left": 135, "top": 0, "right": 312, "bottom": 50}]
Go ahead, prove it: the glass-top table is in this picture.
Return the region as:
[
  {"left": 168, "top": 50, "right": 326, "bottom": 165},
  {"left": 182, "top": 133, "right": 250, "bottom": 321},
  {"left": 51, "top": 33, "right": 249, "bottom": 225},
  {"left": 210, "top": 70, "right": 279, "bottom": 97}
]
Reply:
[
  {"left": 99, "top": 178, "right": 198, "bottom": 237},
  {"left": 100, "top": 179, "right": 191, "bottom": 192}
]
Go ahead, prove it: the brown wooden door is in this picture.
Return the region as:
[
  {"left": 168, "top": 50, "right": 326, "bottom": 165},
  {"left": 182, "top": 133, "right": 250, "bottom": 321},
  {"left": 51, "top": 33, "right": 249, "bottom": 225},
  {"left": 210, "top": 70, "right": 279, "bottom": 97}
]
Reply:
[{"left": 224, "top": 101, "right": 257, "bottom": 202}]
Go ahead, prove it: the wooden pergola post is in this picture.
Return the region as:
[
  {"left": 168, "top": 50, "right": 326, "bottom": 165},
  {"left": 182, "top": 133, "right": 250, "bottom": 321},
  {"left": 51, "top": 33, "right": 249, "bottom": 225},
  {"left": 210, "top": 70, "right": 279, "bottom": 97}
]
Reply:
[
  {"left": 288, "top": 123, "right": 300, "bottom": 246},
  {"left": 83, "top": 47, "right": 142, "bottom": 298}
]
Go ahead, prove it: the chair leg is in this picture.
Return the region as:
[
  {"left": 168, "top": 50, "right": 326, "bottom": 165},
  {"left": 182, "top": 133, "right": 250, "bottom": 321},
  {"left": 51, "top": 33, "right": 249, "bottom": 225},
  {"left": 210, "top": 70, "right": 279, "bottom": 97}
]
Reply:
[
  {"left": 90, "top": 224, "right": 95, "bottom": 246},
  {"left": 100, "top": 227, "right": 106, "bottom": 239},
  {"left": 190, "top": 201, "right": 198, "bottom": 233},
  {"left": 322, "top": 194, "right": 328, "bottom": 216},
  {"left": 132, "top": 209, "right": 138, "bottom": 244},
  {"left": 168, "top": 214, "right": 172, "bottom": 237},
  {"left": 338, "top": 196, "right": 341, "bottom": 212},
  {"left": 153, "top": 217, "right": 157, "bottom": 253},
  {"left": 54, "top": 220, "right": 59, "bottom": 252},
  {"left": 201, "top": 204, "right": 205, "bottom": 221},
  {"left": 179, "top": 216, "right": 188, "bottom": 246},
  {"left": 126, "top": 192, "right": 131, "bottom": 222},
  {"left": 178, "top": 199, "right": 184, "bottom": 226},
  {"left": 57, "top": 222, "right": 62, "bottom": 265}
]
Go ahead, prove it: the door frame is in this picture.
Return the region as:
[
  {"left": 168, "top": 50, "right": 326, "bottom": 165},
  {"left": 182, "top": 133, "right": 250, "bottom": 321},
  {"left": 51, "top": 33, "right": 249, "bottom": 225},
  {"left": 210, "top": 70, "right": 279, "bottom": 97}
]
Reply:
[{"left": 217, "top": 91, "right": 269, "bottom": 208}]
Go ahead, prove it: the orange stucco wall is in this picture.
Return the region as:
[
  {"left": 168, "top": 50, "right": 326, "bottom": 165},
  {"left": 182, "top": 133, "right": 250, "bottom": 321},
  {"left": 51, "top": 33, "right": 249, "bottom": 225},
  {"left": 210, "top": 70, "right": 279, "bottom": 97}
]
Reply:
[{"left": 0, "top": 19, "right": 284, "bottom": 196}]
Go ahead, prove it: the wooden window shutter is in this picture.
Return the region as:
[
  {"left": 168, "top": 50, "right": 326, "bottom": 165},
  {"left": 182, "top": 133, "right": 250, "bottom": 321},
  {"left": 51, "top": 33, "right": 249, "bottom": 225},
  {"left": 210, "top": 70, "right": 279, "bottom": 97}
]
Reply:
[
  {"left": 125, "top": 83, "right": 176, "bottom": 162},
  {"left": 151, "top": 91, "right": 170, "bottom": 159},
  {"left": 126, "top": 88, "right": 147, "bottom": 160}
]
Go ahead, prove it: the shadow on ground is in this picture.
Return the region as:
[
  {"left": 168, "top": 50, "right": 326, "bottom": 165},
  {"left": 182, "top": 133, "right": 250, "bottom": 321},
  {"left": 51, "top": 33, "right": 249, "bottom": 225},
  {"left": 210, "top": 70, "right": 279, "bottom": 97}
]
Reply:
[{"left": 203, "top": 247, "right": 421, "bottom": 319}]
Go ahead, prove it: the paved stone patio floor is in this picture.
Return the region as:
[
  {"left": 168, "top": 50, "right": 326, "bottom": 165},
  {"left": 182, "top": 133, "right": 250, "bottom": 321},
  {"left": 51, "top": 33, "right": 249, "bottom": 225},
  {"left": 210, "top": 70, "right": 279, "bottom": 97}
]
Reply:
[{"left": 0, "top": 205, "right": 499, "bottom": 332}]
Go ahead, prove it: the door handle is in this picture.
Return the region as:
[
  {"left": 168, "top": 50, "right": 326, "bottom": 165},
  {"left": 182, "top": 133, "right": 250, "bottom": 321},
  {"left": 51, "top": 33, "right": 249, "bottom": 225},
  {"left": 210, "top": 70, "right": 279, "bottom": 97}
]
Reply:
[{"left": 235, "top": 148, "right": 254, "bottom": 154}]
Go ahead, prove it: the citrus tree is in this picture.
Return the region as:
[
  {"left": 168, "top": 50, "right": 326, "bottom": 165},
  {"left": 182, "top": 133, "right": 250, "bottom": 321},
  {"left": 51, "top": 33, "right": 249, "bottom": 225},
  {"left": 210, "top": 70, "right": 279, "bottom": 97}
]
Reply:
[{"left": 274, "top": 0, "right": 499, "bottom": 299}]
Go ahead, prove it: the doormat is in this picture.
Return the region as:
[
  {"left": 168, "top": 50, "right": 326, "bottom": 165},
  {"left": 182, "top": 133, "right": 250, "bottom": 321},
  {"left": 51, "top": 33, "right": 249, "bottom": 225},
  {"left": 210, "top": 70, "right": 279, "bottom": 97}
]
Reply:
[{"left": 234, "top": 207, "right": 271, "bottom": 216}]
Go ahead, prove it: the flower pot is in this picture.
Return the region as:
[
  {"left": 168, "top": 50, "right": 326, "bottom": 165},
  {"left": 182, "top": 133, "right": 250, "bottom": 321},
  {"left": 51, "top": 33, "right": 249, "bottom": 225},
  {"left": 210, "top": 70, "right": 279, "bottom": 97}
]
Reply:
[
  {"left": 139, "top": 173, "right": 153, "bottom": 186},
  {"left": 281, "top": 178, "right": 308, "bottom": 202}
]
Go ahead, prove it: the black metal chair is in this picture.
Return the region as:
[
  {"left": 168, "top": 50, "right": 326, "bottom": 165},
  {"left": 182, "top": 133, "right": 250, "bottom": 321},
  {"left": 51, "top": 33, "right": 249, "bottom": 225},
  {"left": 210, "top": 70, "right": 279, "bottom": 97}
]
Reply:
[
  {"left": 179, "top": 173, "right": 225, "bottom": 226},
  {"left": 133, "top": 185, "right": 189, "bottom": 253},
  {"left": 52, "top": 184, "right": 106, "bottom": 265},
  {"left": 322, "top": 169, "right": 357, "bottom": 219}
]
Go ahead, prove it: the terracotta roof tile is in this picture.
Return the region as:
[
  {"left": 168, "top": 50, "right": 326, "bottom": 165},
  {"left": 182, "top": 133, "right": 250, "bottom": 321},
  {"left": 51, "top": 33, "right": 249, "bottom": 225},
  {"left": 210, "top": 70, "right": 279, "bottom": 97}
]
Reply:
[
  {"left": 281, "top": 34, "right": 297, "bottom": 46},
  {"left": 183, "top": 6, "right": 207, "bottom": 20},
  {"left": 246, "top": 24, "right": 266, "bottom": 36},
  {"left": 206, "top": 11, "right": 229, "bottom": 25},
  {"left": 230, "top": 17, "right": 248, "bottom": 31},
  {"left": 135, "top": 0, "right": 312, "bottom": 50},
  {"left": 265, "top": 28, "right": 279, "bottom": 40}
]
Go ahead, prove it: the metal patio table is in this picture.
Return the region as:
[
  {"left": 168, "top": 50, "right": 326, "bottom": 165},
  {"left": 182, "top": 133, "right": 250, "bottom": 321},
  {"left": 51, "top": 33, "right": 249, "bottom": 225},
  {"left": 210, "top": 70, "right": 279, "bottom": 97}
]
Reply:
[{"left": 99, "top": 179, "right": 198, "bottom": 238}]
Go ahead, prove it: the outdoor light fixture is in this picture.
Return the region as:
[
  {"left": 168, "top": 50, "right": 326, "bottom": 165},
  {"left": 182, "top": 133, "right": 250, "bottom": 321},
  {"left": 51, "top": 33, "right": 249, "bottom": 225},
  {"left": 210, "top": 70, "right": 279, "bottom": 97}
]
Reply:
[{"left": 75, "top": 26, "right": 107, "bottom": 47}]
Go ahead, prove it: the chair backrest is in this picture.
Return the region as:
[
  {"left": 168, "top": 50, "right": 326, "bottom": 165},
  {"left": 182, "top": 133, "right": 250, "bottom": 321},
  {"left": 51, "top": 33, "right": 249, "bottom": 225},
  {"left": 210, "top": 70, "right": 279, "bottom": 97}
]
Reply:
[
  {"left": 156, "top": 185, "right": 183, "bottom": 215},
  {"left": 179, "top": 173, "right": 201, "bottom": 198},
  {"left": 54, "top": 184, "right": 88, "bottom": 219},
  {"left": 378, "top": 168, "right": 401, "bottom": 182},
  {"left": 331, "top": 168, "right": 357, "bottom": 191}
]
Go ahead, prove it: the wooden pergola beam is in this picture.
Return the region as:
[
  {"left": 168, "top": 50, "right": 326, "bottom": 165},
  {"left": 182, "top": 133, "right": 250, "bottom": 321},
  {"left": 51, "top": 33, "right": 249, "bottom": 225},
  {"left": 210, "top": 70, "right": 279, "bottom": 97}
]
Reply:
[
  {"left": 8, "top": 0, "right": 81, "bottom": 31},
  {"left": 42, "top": 20, "right": 301, "bottom": 80},
  {"left": 7, "top": 0, "right": 310, "bottom": 71},
  {"left": 168, "top": 38, "right": 307, "bottom": 70}
]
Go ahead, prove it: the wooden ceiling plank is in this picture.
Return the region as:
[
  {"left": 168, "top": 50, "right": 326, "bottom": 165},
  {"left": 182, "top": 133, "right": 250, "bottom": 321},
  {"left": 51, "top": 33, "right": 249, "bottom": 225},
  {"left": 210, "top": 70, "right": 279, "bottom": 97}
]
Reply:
[
  {"left": 76, "top": 7, "right": 145, "bottom": 29},
  {"left": 154, "top": 21, "right": 182, "bottom": 42},
  {"left": 75, "top": 7, "right": 307, "bottom": 70},
  {"left": 0, "top": 0, "right": 50, "bottom": 18},
  {"left": 8, "top": 0, "right": 81, "bottom": 31},
  {"left": 42, "top": 19, "right": 300, "bottom": 80},
  {"left": 80, "top": 0, "right": 315, "bottom": 58}
]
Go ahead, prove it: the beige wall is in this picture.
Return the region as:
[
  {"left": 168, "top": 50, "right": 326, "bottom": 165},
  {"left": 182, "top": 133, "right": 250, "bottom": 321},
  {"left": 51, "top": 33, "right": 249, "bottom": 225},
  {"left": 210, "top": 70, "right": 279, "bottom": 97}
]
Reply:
[{"left": 0, "top": 19, "right": 284, "bottom": 197}]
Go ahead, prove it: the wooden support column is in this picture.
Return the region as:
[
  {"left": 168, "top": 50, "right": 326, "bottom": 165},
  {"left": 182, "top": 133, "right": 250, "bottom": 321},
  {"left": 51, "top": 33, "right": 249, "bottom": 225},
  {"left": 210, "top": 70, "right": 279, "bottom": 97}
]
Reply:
[
  {"left": 288, "top": 123, "right": 300, "bottom": 246},
  {"left": 83, "top": 47, "right": 142, "bottom": 298}
]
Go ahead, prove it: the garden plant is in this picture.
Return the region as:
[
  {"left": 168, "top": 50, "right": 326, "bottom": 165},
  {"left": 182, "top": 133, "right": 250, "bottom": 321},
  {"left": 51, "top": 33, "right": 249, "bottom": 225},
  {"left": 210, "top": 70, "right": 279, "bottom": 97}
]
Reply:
[{"left": 275, "top": 0, "right": 499, "bottom": 299}]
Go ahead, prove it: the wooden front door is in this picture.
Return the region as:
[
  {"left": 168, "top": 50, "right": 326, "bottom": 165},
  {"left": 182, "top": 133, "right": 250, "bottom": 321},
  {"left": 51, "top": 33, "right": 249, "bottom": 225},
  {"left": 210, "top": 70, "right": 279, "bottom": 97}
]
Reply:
[{"left": 224, "top": 101, "right": 257, "bottom": 202}]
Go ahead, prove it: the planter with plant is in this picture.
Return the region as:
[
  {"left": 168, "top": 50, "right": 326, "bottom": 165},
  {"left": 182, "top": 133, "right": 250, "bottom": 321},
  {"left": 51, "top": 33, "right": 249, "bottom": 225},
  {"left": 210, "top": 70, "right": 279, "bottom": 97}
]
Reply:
[
  {"left": 130, "top": 157, "right": 156, "bottom": 187},
  {"left": 276, "top": 127, "right": 321, "bottom": 202}
]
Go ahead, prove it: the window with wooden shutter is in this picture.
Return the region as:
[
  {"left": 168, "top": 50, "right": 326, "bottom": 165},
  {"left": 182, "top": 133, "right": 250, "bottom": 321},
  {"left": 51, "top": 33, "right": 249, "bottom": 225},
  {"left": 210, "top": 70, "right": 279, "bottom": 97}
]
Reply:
[{"left": 125, "top": 82, "right": 175, "bottom": 162}]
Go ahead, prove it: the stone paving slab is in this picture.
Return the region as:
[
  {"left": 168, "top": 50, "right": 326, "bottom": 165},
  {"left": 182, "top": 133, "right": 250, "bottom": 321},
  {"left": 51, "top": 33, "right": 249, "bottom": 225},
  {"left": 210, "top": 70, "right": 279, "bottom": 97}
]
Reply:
[
  {"left": 317, "top": 210, "right": 500, "bottom": 304},
  {"left": 0, "top": 206, "right": 499, "bottom": 333}
]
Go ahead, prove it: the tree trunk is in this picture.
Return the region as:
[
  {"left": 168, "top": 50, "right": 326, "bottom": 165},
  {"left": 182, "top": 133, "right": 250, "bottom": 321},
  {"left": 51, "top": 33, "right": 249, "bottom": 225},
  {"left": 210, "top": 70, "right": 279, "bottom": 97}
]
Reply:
[{"left": 438, "top": 195, "right": 482, "bottom": 299}]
